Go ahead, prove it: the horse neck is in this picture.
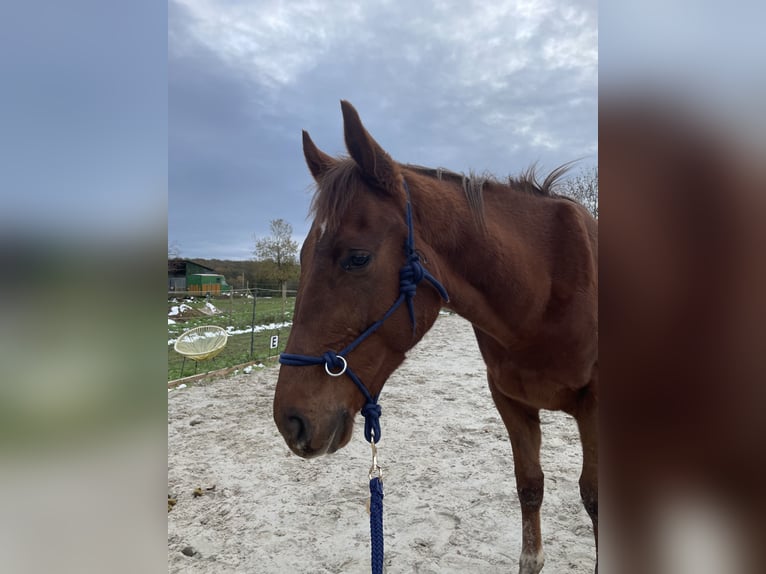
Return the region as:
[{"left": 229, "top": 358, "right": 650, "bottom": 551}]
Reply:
[{"left": 411, "top": 177, "right": 563, "bottom": 345}]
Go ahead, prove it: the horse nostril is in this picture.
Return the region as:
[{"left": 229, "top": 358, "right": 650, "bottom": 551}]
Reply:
[{"left": 286, "top": 414, "right": 309, "bottom": 446}]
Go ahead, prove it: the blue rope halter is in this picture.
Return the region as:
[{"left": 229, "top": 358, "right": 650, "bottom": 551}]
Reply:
[
  {"left": 279, "top": 177, "right": 448, "bottom": 573},
  {"left": 278, "top": 178, "right": 449, "bottom": 444}
]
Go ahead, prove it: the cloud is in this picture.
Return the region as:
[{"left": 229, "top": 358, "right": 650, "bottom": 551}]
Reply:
[
  {"left": 171, "top": 0, "right": 364, "bottom": 88},
  {"left": 171, "top": 0, "right": 596, "bottom": 96},
  {"left": 169, "top": 0, "right": 597, "bottom": 258}
]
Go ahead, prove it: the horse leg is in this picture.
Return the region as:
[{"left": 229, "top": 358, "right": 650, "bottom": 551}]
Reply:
[
  {"left": 574, "top": 386, "right": 598, "bottom": 571},
  {"left": 488, "top": 379, "right": 545, "bottom": 574}
]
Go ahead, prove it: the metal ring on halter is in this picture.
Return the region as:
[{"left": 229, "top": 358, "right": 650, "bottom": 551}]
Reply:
[{"left": 324, "top": 355, "right": 348, "bottom": 377}]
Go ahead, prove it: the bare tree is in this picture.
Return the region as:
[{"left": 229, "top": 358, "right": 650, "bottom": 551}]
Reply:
[
  {"left": 561, "top": 166, "right": 598, "bottom": 218},
  {"left": 254, "top": 219, "right": 299, "bottom": 312},
  {"left": 168, "top": 240, "right": 181, "bottom": 259}
]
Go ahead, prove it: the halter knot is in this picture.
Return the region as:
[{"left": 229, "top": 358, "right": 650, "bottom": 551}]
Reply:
[
  {"left": 397, "top": 251, "right": 450, "bottom": 334},
  {"left": 361, "top": 402, "right": 382, "bottom": 443},
  {"left": 322, "top": 350, "right": 344, "bottom": 370},
  {"left": 399, "top": 254, "right": 425, "bottom": 296}
]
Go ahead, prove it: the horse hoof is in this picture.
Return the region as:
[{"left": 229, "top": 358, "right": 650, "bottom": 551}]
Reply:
[{"left": 519, "top": 549, "right": 545, "bottom": 574}]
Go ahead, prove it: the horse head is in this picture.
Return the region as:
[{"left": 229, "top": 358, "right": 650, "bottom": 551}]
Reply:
[{"left": 273, "top": 101, "right": 447, "bottom": 458}]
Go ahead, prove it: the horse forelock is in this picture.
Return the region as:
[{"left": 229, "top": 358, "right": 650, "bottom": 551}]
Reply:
[
  {"left": 309, "top": 157, "right": 409, "bottom": 235},
  {"left": 309, "top": 157, "right": 363, "bottom": 235}
]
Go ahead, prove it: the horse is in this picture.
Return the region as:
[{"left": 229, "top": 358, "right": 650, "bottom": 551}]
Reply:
[{"left": 273, "top": 100, "right": 598, "bottom": 574}]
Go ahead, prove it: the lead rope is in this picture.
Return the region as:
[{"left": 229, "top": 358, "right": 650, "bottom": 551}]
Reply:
[
  {"left": 279, "top": 178, "right": 449, "bottom": 574},
  {"left": 369, "top": 440, "right": 384, "bottom": 574}
]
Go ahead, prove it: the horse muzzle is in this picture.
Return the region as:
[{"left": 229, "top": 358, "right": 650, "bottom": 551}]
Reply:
[{"left": 274, "top": 406, "right": 352, "bottom": 459}]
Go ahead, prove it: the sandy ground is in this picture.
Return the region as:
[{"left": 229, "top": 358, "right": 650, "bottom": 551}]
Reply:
[{"left": 168, "top": 314, "right": 596, "bottom": 573}]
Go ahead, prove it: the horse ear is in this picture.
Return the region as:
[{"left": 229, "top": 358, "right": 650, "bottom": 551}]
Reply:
[
  {"left": 302, "top": 130, "right": 334, "bottom": 181},
  {"left": 340, "top": 100, "right": 397, "bottom": 188}
]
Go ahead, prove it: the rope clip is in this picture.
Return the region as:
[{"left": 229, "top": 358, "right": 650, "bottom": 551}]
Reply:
[{"left": 368, "top": 440, "right": 383, "bottom": 482}]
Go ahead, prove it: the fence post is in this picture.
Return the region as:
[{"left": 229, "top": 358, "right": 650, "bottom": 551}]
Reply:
[
  {"left": 249, "top": 288, "right": 257, "bottom": 359},
  {"left": 281, "top": 281, "right": 287, "bottom": 319}
]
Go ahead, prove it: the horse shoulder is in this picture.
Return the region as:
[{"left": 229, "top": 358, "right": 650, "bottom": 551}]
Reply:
[{"left": 547, "top": 199, "right": 598, "bottom": 304}]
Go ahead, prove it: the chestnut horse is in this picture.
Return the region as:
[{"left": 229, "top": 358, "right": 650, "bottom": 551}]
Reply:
[{"left": 273, "top": 101, "right": 598, "bottom": 574}]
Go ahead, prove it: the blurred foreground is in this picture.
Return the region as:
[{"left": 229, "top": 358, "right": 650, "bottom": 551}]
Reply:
[
  {"left": 601, "top": 94, "right": 766, "bottom": 573},
  {"left": 0, "top": 238, "right": 168, "bottom": 574}
]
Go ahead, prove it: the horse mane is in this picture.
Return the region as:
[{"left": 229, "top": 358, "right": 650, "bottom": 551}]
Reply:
[
  {"left": 310, "top": 158, "right": 575, "bottom": 234},
  {"left": 404, "top": 162, "right": 576, "bottom": 231}
]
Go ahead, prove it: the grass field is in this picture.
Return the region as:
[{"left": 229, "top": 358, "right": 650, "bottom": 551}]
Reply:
[{"left": 168, "top": 293, "right": 295, "bottom": 381}]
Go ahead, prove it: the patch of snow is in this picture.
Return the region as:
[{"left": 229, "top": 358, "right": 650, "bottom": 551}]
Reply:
[
  {"left": 169, "top": 303, "right": 194, "bottom": 317},
  {"left": 168, "top": 319, "right": 176, "bottom": 325},
  {"left": 228, "top": 321, "right": 291, "bottom": 337}
]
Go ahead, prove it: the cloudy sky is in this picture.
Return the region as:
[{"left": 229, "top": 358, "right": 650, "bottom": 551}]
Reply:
[{"left": 169, "top": 0, "right": 598, "bottom": 260}]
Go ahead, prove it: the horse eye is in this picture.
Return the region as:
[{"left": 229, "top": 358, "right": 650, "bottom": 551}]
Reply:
[{"left": 342, "top": 252, "right": 371, "bottom": 271}]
